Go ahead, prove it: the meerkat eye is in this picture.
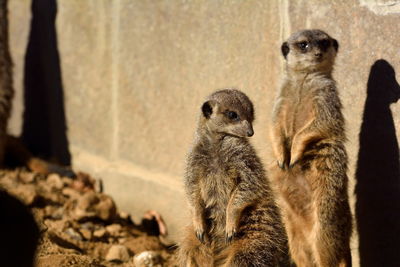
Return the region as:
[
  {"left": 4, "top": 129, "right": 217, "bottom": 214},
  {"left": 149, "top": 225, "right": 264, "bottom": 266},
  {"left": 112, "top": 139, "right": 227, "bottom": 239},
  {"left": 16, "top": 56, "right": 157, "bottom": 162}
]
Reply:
[
  {"left": 297, "top": 41, "right": 309, "bottom": 51},
  {"left": 318, "top": 39, "right": 331, "bottom": 51},
  {"left": 226, "top": 111, "right": 239, "bottom": 121}
]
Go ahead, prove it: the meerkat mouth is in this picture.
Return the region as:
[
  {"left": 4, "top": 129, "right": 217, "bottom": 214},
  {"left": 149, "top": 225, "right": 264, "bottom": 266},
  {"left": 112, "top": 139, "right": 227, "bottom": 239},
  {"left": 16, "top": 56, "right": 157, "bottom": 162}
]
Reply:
[{"left": 311, "top": 57, "right": 324, "bottom": 64}]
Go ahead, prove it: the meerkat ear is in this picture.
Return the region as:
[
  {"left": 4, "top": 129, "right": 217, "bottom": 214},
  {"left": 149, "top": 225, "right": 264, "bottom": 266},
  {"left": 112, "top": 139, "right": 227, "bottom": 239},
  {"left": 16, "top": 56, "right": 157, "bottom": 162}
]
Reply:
[
  {"left": 201, "top": 100, "right": 216, "bottom": 119},
  {"left": 281, "top": 42, "right": 290, "bottom": 59},
  {"left": 332, "top": 39, "right": 339, "bottom": 52}
]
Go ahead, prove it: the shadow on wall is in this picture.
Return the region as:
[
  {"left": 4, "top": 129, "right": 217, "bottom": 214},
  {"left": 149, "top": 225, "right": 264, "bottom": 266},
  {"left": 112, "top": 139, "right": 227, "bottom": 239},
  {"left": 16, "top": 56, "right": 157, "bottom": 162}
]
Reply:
[
  {"left": 355, "top": 59, "right": 400, "bottom": 267},
  {"left": 21, "top": 0, "right": 71, "bottom": 166},
  {"left": 0, "top": 190, "right": 39, "bottom": 267}
]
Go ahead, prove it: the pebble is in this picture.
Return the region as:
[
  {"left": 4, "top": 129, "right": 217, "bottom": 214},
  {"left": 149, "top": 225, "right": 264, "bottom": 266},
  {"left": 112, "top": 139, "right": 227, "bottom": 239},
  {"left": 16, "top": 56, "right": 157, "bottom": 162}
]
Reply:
[
  {"left": 133, "top": 251, "right": 163, "bottom": 267},
  {"left": 105, "top": 245, "right": 130, "bottom": 262},
  {"left": 18, "top": 172, "right": 36, "bottom": 183},
  {"left": 119, "top": 211, "right": 130, "bottom": 220},
  {"left": 72, "top": 191, "right": 117, "bottom": 221},
  {"left": 93, "top": 228, "right": 106, "bottom": 238},
  {"left": 106, "top": 223, "right": 122, "bottom": 235},
  {"left": 47, "top": 174, "right": 64, "bottom": 190},
  {"left": 80, "top": 228, "right": 92, "bottom": 240},
  {"left": 65, "top": 227, "right": 83, "bottom": 241}
]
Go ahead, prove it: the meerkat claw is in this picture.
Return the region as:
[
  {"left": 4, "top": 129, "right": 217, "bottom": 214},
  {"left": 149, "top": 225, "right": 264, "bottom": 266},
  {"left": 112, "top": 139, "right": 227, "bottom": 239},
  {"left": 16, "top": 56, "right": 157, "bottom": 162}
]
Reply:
[
  {"left": 278, "top": 160, "right": 285, "bottom": 169},
  {"left": 225, "top": 230, "right": 236, "bottom": 244},
  {"left": 196, "top": 230, "right": 205, "bottom": 243},
  {"left": 289, "top": 160, "right": 297, "bottom": 169}
]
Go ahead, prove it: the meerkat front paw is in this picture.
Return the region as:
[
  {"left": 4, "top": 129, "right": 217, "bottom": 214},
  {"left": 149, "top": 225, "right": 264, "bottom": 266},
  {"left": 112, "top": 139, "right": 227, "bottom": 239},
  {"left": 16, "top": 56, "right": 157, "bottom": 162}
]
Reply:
[
  {"left": 289, "top": 151, "right": 301, "bottom": 168},
  {"left": 277, "top": 154, "right": 289, "bottom": 170},
  {"left": 193, "top": 217, "right": 207, "bottom": 244},
  {"left": 195, "top": 228, "right": 206, "bottom": 243},
  {"left": 275, "top": 145, "right": 290, "bottom": 170},
  {"left": 225, "top": 222, "right": 237, "bottom": 244},
  {"left": 277, "top": 159, "right": 286, "bottom": 169},
  {"left": 289, "top": 159, "right": 298, "bottom": 168}
]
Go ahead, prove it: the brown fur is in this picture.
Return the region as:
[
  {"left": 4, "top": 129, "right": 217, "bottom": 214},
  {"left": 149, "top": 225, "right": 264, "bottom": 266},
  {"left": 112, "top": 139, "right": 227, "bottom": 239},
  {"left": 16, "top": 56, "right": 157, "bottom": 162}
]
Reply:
[
  {"left": 270, "top": 29, "right": 352, "bottom": 267},
  {"left": 178, "top": 89, "right": 288, "bottom": 266}
]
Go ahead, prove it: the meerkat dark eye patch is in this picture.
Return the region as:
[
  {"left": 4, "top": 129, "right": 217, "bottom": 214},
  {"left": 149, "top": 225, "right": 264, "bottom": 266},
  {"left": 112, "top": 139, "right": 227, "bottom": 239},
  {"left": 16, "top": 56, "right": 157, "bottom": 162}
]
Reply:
[
  {"left": 281, "top": 42, "right": 290, "bottom": 59},
  {"left": 226, "top": 111, "right": 239, "bottom": 121},
  {"left": 317, "top": 39, "right": 331, "bottom": 52},
  {"left": 201, "top": 101, "right": 213, "bottom": 118},
  {"left": 296, "top": 41, "right": 309, "bottom": 52},
  {"left": 332, "top": 39, "right": 339, "bottom": 51}
]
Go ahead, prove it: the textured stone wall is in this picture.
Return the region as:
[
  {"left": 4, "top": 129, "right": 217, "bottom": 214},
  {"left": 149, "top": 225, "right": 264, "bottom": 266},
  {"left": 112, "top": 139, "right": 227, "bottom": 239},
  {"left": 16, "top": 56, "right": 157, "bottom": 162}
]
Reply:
[{"left": 7, "top": 1, "right": 400, "bottom": 265}]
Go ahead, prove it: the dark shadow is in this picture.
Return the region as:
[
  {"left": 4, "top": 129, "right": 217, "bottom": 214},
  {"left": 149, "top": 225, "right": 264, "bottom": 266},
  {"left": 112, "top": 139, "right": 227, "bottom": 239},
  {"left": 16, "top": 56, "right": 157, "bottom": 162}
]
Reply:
[
  {"left": 0, "top": 190, "right": 39, "bottom": 267},
  {"left": 355, "top": 59, "right": 400, "bottom": 267},
  {"left": 21, "top": 0, "right": 71, "bottom": 166}
]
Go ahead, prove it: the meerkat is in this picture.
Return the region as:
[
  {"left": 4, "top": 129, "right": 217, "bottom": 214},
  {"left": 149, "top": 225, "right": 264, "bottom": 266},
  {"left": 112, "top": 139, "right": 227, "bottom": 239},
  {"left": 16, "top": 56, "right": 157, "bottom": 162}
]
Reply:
[
  {"left": 178, "top": 89, "right": 288, "bottom": 267},
  {"left": 269, "top": 29, "right": 352, "bottom": 267},
  {"left": 0, "top": 0, "right": 14, "bottom": 166}
]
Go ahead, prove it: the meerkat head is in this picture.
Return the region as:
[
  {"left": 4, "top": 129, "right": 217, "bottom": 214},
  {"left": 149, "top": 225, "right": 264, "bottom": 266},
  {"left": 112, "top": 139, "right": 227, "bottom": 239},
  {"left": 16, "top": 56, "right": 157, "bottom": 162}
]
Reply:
[
  {"left": 281, "top": 29, "right": 339, "bottom": 73},
  {"left": 200, "top": 89, "right": 255, "bottom": 138}
]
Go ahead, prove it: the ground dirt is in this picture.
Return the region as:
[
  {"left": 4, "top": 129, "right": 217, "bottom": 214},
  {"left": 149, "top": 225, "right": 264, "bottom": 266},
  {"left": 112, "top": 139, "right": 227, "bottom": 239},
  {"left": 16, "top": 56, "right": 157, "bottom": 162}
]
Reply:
[{"left": 0, "top": 168, "right": 178, "bottom": 267}]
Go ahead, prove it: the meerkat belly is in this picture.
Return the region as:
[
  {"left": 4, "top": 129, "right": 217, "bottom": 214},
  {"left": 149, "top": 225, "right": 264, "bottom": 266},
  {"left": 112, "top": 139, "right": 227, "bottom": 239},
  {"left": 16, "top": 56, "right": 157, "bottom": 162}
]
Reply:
[
  {"left": 200, "top": 169, "right": 237, "bottom": 235},
  {"left": 281, "top": 93, "right": 315, "bottom": 216}
]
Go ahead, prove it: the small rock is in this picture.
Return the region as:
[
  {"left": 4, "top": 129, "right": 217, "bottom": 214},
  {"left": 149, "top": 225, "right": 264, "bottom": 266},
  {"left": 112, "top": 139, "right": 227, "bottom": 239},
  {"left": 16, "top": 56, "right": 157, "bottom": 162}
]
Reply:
[
  {"left": 123, "top": 236, "right": 164, "bottom": 255},
  {"left": 80, "top": 228, "right": 92, "bottom": 240},
  {"left": 47, "top": 174, "right": 64, "bottom": 190},
  {"left": 119, "top": 230, "right": 129, "bottom": 237},
  {"left": 71, "top": 172, "right": 96, "bottom": 193},
  {"left": 118, "top": 237, "right": 128, "bottom": 244},
  {"left": 18, "top": 172, "right": 36, "bottom": 183},
  {"left": 106, "top": 223, "right": 122, "bottom": 235},
  {"left": 14, "top": 184, "right": 38, "bottom": 205},
  {"left": 93, "top": 228, "right": 107, "bottom": 238},
  {"left": 44, "top": 206, "right": 64, "bottom": 220},
  {"left": 133, "top": 251, "right": 163, "bottom": 267},
  {"left": 62, "top": 187, "right": 81, "bottom": 199},
  {"left": 65, "top": 227, "right": 82, "bottom": 241},
  {"left": 72, "top": 191, "right": 117, "bottom": 221},
  {"left": 119, "top": 211, "right": 130, "bottom": 220},
  {"left": 81, "top": 222, "right": 95, "bottom": 230},
  {"left": 61, "top": 177, "right": 73, "bottom": 186},
  {"left": 105, "top": 245, "right": 130, "bottom": 262},
  {"left": 44, "top": 219, "right": 67, "bottom": 233}
]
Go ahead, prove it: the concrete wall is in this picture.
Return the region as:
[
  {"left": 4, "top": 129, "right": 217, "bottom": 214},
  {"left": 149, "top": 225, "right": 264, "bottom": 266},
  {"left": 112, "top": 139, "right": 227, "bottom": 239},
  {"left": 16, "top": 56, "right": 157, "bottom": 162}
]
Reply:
[{"left": 7, "top": 0, "right": 400, "bottom": 266}]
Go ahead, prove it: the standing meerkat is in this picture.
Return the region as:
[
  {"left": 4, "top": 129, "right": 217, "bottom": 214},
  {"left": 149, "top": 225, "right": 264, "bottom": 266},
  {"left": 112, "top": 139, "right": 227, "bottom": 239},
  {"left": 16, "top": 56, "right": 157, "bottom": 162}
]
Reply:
[
  {"left": 269, "top": 29, "right": 352, "bottom": 267},
  {"left": 178, "top": 89, "right": 288, "bottom": 267}
]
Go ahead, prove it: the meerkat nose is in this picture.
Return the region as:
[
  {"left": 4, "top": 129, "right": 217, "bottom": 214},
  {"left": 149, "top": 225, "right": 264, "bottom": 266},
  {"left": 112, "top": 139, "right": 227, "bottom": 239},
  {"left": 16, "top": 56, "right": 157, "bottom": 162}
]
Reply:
[
  {"left": 315, "top": 52, "right": 322, "bottom": 58},
  {"left": 247, "top": 129, "right": 254, "bottom": 137}
]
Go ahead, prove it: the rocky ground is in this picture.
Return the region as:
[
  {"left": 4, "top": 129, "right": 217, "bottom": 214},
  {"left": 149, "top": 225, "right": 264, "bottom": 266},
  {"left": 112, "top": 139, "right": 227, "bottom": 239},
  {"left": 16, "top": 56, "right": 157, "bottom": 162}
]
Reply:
[{"left": 0, "top": 168, "right": 178, "bottom": 267}]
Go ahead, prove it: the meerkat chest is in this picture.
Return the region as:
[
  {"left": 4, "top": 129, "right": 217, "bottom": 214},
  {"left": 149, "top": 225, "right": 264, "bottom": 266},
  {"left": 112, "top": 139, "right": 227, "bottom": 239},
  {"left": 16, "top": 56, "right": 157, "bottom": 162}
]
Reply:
[
  {"left": 199, "top": 159, "right": 239, "bottom": 209},
  {"left": 283, "top": 85, "right": 315, "bottom": 136}
]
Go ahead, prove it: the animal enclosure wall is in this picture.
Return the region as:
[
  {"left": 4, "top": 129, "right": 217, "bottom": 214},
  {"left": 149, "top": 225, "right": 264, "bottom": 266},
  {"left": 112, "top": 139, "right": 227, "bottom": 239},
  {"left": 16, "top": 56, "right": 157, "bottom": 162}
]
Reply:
[{"left": 7, "top": 1, "right": 400, "bottom": 266}]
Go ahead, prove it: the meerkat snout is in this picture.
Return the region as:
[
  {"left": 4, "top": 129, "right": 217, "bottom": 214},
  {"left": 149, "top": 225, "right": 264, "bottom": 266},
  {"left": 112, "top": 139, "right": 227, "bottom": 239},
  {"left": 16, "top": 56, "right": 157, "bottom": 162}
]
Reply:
[
  {"left": 244, "top": 121, "right": 254, "bottom": 137},
  {"left": 314, "top": 51, "right": 322, "bottom": 59}
]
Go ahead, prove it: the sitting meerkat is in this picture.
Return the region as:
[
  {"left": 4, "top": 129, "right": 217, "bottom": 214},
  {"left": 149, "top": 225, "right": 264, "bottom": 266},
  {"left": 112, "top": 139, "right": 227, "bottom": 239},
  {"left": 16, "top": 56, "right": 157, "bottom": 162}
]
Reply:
[
  {"left": 178, "top": 89, "right": 288, "bottom": 267},
  {"left": 269, "top": 29, "right": 352, "bottom": 267}
]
